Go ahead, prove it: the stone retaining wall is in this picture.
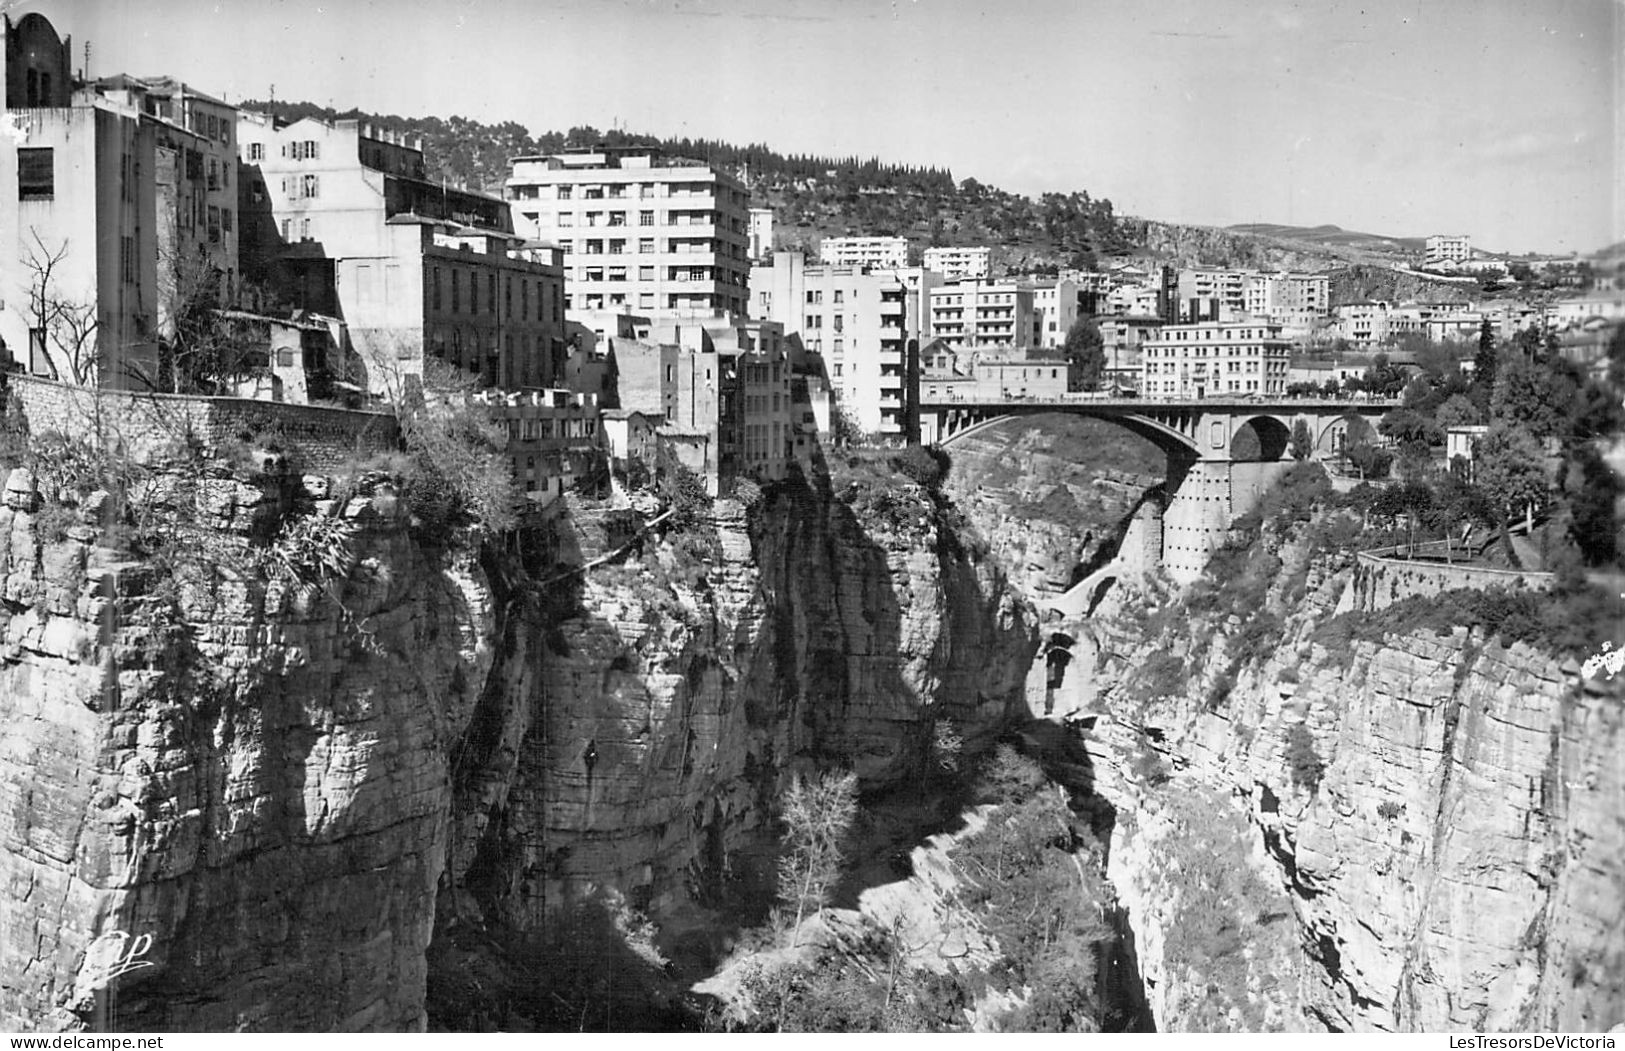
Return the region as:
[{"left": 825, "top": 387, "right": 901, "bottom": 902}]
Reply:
[
  {"left": 2, "top": 373, "right": 400, "bottom": 474},
  {"left": 1343, "top": 545, "right": 1555, "bottom": 612}
]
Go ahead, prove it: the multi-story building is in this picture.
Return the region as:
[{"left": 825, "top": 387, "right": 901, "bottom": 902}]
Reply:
[
  {"left": 614, "top": 317, "right": 792, "bottom": 492},
  {"left": 1173, "top": 267, "right": 1250, "bottom": 322},
  {"left": 748, "top": 207, "right": 774, "bottom": 261},
  {"left": 1242, "top": 271, "right": 1329, "bottom": 330},
  {"left": 1095, "top": 314, "right": 1164, "bottom": 386},
  {"left": 506, "top": 146, "right": 749, "bottom": 318},
  {"left": 0, "top": 13, "right": 160, "bottom": 388},
  {"left": 237, "top": 112, "right": 566, "bottom": 395},
  {"left": 749, "top": 251, "right": 910, "bottom": 436},
  {"left": 971, "top": 350, "right": 1070, "bottom": 400},
  {"left": 1105, "top": 283, "right": 1162, "bottom": 317},
  {"left": 1141, "top": 322, "right": 1291, "bottom": 398},
  {"left": 818, "top": 235, "right": 908, "bottom": 270},
  {"left": 90, "top": 74, "right": 239, "bottom": 340},
  {"left": 927, "top": 279, "right": 1033, "bottom": 352},
  {"left": 923, "top": 245, "right": 991, "bottom": 281},
  {"left": 1333, "top": 300, "right": 1429, "bottom": 347},
  {"left": 476, "top": 388, "right": 603, "bottom": 506},
  {"left": 1425, "top": 234, "right": 1471, "bottom": 267},
  {"left": 1027, "top": 277, "right": 1083, "bottom": 347}
]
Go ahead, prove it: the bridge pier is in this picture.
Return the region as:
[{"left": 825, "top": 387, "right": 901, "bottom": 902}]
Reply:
[
  {"left": 1160, "top": 458, "right": 1296, "bottom": 583},
  {"left": 1162, "top": 460, "right": 1232, "bottom": 584}
]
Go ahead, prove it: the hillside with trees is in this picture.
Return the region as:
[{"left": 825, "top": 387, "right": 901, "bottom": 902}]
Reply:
[{"left": 241, "top": 100, "right": 1133, "bottom": 270}]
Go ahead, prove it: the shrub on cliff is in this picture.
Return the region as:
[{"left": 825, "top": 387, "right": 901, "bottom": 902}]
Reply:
[
  {"left": 890, "top": 445, "right": 949, "bottom": 490},
  {"left": 396, "top": 397, "right": 517, "bottom": 544},
  {"left": 1285, "top": 722, "right": 1326, "bottom": 793}
]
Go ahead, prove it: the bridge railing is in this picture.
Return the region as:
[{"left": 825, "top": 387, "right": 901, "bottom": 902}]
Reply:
[{"left": 918, "top": 393, "right": 1399, "bottom": 409}]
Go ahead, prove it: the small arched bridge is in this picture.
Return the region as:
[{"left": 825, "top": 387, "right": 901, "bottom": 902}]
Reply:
[{"left": 921, "top": 394, "right": 1395, "bottom": 585}]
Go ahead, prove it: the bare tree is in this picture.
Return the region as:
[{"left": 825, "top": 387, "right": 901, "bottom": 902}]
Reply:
[
  {"left": 24, "top": 230, "right": 100, "bottom": 386},
  {"left": 160, "top": 247, "right": 254, "bottom": 394},
  {"left": 776, "top": 769, "right": 859, "bottom": 947}
]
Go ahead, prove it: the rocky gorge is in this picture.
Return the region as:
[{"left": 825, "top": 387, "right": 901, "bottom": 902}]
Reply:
[{"left": 0, "top": 414, "right": 1620, "bottom": 1033}]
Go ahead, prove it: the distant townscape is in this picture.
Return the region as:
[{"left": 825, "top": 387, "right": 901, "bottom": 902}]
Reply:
[{"left": 0, "top": 9, "right": 1619, "bottom": 507}]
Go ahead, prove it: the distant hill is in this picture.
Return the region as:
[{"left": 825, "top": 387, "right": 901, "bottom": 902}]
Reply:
[{"left": 1227, "top": 223, "right": 1427, "bottom": 258}]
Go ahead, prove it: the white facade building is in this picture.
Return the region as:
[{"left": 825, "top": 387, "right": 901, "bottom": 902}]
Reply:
[
  {"left": 818, "top": 235, "right": 908, "bottom": 270},
  {"left": 1425, "top": 234, "right": 1471, "bottom": 266},
  {"left": 1141, "top": 322, "right": 1291, "bottom": 398},
  {"left": 923, "top": 245, "right": 991, "bottom": 281},
  {"left": 506, "top": 147, "right": 750, "bottom": 318},
  {"left": 749, "top": 251, "right": 909, "bottom": 436}
]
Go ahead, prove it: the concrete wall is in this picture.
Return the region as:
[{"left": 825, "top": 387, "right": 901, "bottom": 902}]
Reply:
[
  {"left": 1161, "top": 460, "right": 1234, "bottom": 584},
  {"left": 1342, "top": 547, "right": 1556, "bottom": 613},
  {"left": 5, "top": 373, "right": 399, "bottom": 473}
]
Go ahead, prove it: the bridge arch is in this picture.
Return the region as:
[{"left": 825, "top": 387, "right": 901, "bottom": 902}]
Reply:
[
  {"left": 936, "top": 409, "right": 1201, "bottom": 460},
  {"left": 1229, "top": 414, "right": 1293, "bottom": 461},
  {"left": 1316, "top": 412, "right": 1378, "bottom": 454}
]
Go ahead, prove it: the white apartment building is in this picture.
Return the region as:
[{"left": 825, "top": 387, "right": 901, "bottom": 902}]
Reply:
[
  {"left": 749, "top": 251, "right": 909, "bottom": 436},
  {"left": 1027, "top": 278, "right": 1083, "bottom": 348},
  {"left": 1333, "top": 301, "right": 1430, "bottom": 346},
  {"left": 1141, "top": 322, "right": 1291, "bottom": 398},
  {"left": 818, "top": 235, "right": 908, "bottom": 270},
  {"left": 1425, "top": 234, "right": 1471, "bottom": 266},
  {"left": 1105, "top": 283, "right": 1162, "bottom": 317},
  {"left": 1242, "top": 271, "right": 1329, "bottom": 330},
  {"left": 1173, "top": 267, "right": 1250, "bottom": 322},
  {"left": 506, "top": 146, "right": 750, "bottom": 318},
  {"left": 927, "top": 279, "right": 1033, "bottom": 351},
  {"left": 924, "top": 245, "right": 991, "bottom": 281}
]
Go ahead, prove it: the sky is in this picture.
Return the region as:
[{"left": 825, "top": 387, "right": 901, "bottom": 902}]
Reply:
[{"left": 27, "top": 0, "right": 1622, "bottom": 255}]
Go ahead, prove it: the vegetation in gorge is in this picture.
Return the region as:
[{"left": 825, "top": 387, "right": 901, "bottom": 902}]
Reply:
[
  {"left": 1150, "top": 786, "right": 1304, "bottom": 1031},
  {"left": 715, "top": 745, "right": 1118, "bottom": 1033}
]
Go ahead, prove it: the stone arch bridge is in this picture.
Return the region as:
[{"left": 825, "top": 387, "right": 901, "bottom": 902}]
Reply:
[{"left": 922, "top": 395, "right": 1395, "bottom": 583}]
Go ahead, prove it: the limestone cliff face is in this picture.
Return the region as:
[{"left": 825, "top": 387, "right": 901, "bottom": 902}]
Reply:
[
  {"left": 446, "top": 477, "right": 1036, "bottom": 935},
  {"left": 0, "top": 469, "right": 490, "bottom": 1032},
  {"left": 1072, "top": 563, "right": 1624, "bottom": 1033},
  {"left": 940, "top": 425, "right": 1622, "bottom": 1033},
  {"left": 0, "top": 464, "right": 1034, "bottom": 1031}
]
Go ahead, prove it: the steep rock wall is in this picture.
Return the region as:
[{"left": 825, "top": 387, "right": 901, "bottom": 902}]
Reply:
[
  {"left": 445, "top": 478, "right": 1036, "bottom": 934},
  {"left": 0, "top": 473, "right": 489, "bottom": 1031},
  {"left": 0, "top": 466, "right": 1036, "bottom": 1031},
  {"left": 1077, "top": 568, "right": 1624, "bottom": 1032}
]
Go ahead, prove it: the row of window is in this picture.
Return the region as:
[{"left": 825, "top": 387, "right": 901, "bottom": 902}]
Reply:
[
  {"left": 282, "top": 174, "right": 321, "bottom": 199},
  {"left": 558, "top": 241, "right": 742, "bottom": 264},
  {"left": 426, "top": 329, "right": 566, "bottom": 390},
  {"left": 518, "top": 181, "right": 732, "bottom": 201},
  {"left": 549, "top": 210, "right": 720, "bottom": 228},
  {"left": 431, "top": 266, "right": 561, "bottom": 324},
  {"left": 190, "top": 108, "right": 232, "bottom": 144},
  {"left": 571, "top": 291, "right": 736, "bottom": 312},
  {"left": 740, "top": 421, "right": 784, "bottom": 465},
  {"left": 572, "top": 266, "right": 711, "bottom": 283},
  {"left": 508, "top": 415, "right": 597, "bottom": 442}
]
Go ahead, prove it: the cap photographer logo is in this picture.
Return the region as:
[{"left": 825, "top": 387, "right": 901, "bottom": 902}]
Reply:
[{"left": 82, "top": 930, "right": 154, "bottom": 987}]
